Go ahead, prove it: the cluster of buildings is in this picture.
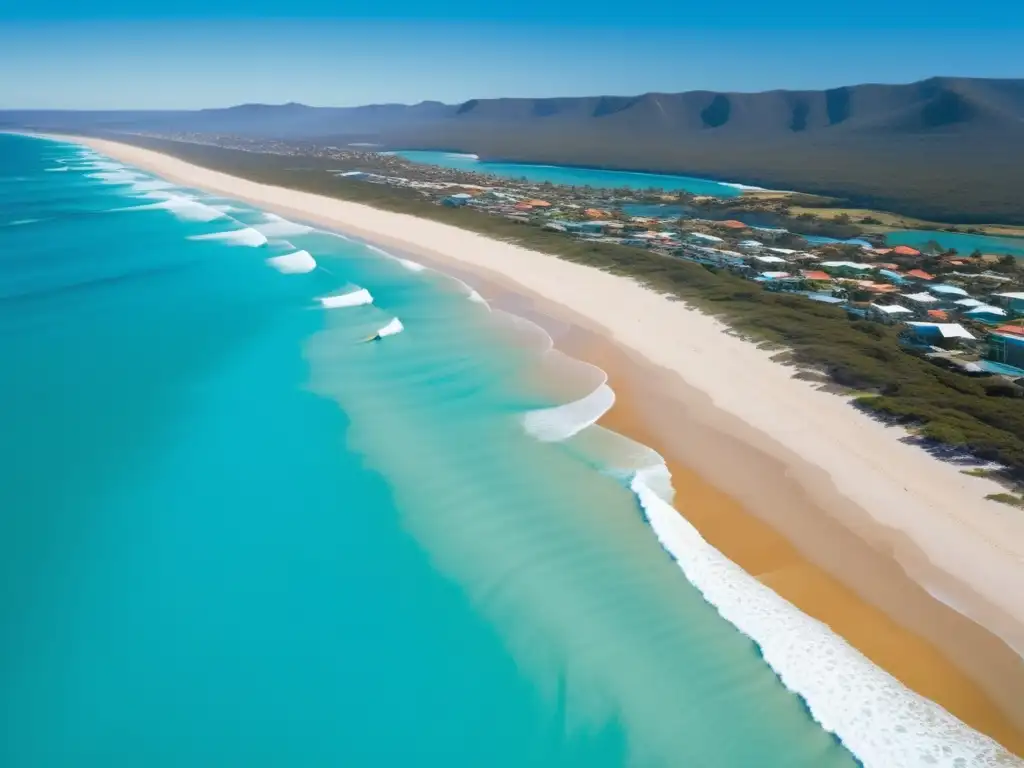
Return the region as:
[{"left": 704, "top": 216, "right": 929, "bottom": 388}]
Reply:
[{"left": 435, "top": 187, "right": 1024, "bottom": 380}]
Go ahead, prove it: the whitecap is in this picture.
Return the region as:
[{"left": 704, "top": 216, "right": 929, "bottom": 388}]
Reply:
[
  {"left": 318, "top": 288, "right": 374, "bottom": 308},
  {"left": 189, "top": 227, "right": 268, "bottom": 247},
  {"left": 522, "top": 381, "right": 616, "bottom": 442},
  {"left": 254, "top": 213, "right": 314, "bottom": 238},
  {"left": 374, "top": 317, "right": 404, "bottom": 338},
  {"left": 120, "top": 195, "right": 227, "bottom": 222},
  {"left": 266, "top": 249, "right": 316, "bottom": 273},
  {"left": 630, "top": 466, "right": 1018, "bottom": 767}
]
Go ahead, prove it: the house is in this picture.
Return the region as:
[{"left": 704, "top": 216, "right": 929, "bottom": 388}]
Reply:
[
  {"left": 720, "top": 220, "right": 749, "bottom": 230},
  {"left": 877, "top": 269, "right": 906, "bottom": 285},
  {"left": 926, "top": 309, "right": 950, "bottom": 321},
  {"left": 737, "top": 239, "right": 764, "bottom": 252},
  {"left": 801, "top": 270, "right": 832, "bottom": 282},
  {"left": 526, "top": 199, "right": 551, "bottom": 209},
  {"left": 868, "top": 303, "right": 914, "bottom": 323},
  {"left": 905, "top": 269, "right": 935, "bottom": 282},
  {"left": 903, "top": 321, "right": 976, "bottom": 348},
  {"left": 926, "top": 284, "right": 971, "bottom": 306},
  {"left": 686, "top": 232, "right": 725, "bottom": 245},
  {"left": 988, "top": 327, "right": 1024, "bottom": 370},
  {"left": 892, "top": 245, "right": 922, "bottom": 257},
  {"left": 750, "top": 254, "right": 789, "bottom": 268},
  {"left": 963, "top": 304, "right": 1009, "bottom": 322},
  {"left": 900, "top": 291, "right": 940, "bottom": 313},
  {"left": 992, "top": 292, "right": 1024, "bottom": 314}
]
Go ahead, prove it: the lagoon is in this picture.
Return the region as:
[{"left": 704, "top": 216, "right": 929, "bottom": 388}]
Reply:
[
  {"left": 885, "top": 229, "right": 1024, "bottom": 257},
  {"left": 393, "top": 150, "right": 744, "bottom": 197}
]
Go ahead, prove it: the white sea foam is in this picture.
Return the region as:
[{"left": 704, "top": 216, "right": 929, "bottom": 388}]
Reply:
[
  {"left": 375, "top": 317, "right": 404, "bottom": 338},
  {"left": 627, "top": 464, "right": 1020, "bottom": 767},
  {"left": 254, "top": 213, "right": 314, "bottom": 238},
  {"left": 189, "top": 227, "right": 268, "bottom": 247},
  {"left": 129, "top": 179, "right": 176, "bottom": 192},
  {"left": 445, "top": 152, "right": 480, "bottom": 160},
  {"left": 44, "top": 166, "right": 70, "bottom": 172},
  {"left": 122, "top": 195, "right": 228, "bottom": 222},
  {"left": 266, "top": 249, "right": 316, "bottom": 273},
  {"left": 522, "top": 380, "right": 616, "bottom": 442},
  {"left": 87, "top": 170, "right": 147, "bottom": 184},
  {"left": 318, "top": 288, "right": 374, "bottom": 308}
]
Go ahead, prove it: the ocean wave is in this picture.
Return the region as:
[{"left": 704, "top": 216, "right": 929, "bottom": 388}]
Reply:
[
  {"left": 266, "top": 249, "right": 316, "bottom": 274},
  {"left": 44, "top": 166, "right": 70, "bottom": 172},
  {"left": 117, "top": 195, "right": 228, "bottom": 223},
  {"left": 254, "top": 213, "right": 314, "bottom": 238},
  {"left": 375, "top": 317, "right": 404, "bottom": 338},
  {"left": 522, "top": 380, "right": 616, "bottom": 442},
  {"left": 130, "top": 179, "right": 176, "bottom": 192},
  {"left": 318, "top": 288, "right": 374, "bottom": 308},
  {"left": 630, "top": 465, "right": 1017, "bottom": 767},
  {"left": 189, "top": 227, "right": 268, "bottom": 247},
  {"left": 445, "top": 153, "right": 480, "bottom": 160},
  {"left": 87, "top": 170, "right": 147, "bottom": 184}
]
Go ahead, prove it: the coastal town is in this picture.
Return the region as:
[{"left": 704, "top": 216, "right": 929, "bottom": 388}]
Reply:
[
  {"left": 130, "top": 132, "right": 1024, "bottom": 382},
  {"left": 328, "top": 162, "right": 1024, "bottom": 382}
]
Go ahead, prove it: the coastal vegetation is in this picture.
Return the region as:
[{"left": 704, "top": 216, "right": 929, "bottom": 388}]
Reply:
[{"left": 104, "top": 136, "right": 1024, "bottom": 478}]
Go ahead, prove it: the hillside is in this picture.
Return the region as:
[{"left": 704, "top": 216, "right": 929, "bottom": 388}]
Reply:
[{"left": 4, "top": 76, "right": 1023, "bottom": 222}]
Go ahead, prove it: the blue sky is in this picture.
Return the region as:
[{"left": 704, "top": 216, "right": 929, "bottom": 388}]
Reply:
[{"left": 2, "top": 1, "right": 1022, "bottom": 109}]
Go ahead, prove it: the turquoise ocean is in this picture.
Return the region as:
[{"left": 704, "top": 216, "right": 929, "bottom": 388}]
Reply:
[{"left": 0, "top": 133, "right": 1008, "bottom": 768}]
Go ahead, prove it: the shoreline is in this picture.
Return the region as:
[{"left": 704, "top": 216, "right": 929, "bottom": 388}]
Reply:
[{"left": 48, "top": 135, "right": 1024, "bottom": 756}]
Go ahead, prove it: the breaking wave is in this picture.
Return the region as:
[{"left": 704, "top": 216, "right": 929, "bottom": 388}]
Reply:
[
  {"left": 522, "top": 382, "right": 616, "bottom": 442},
  {"left": 375, "top": 317, "right": 404, "bottom": 338},
  {"left": 266, "top": 250, "right": 316, "bottom": 274},
  {"left": 189, "top": 227, "right": 268, "bottom": 247},
  {"left": 122, "top": 195, "right": 228, "bottom": 223},
  {"left": 318, "top": 288, "right": 373, "bottom": 308},
  {"left": 254, "top": 213, "right": 314, "bottom": 238}
]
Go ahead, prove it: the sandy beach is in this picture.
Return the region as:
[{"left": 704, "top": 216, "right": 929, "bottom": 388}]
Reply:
[{"left": 64, "top": 136, "right": 1024, "bottom": 755}]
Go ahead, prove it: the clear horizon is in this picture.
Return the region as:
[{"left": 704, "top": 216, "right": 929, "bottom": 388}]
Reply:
[{"left": 2, "top": 2, "right": 1023, "bottom": 109}]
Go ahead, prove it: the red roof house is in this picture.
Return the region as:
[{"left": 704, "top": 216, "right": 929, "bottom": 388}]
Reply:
[
  {"left": 801, "top": 270, "right": 832, "bottom": 281},
  {"left": 906, "top": 269, "right": 935, "bottom": 281},
  {"left": 892, "top": 245, "right": 921, "bottom": 256}
]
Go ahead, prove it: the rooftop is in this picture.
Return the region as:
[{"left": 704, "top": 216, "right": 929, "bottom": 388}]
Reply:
[{"left": 906, "top": 322, "right": 976, "bottom": 340}]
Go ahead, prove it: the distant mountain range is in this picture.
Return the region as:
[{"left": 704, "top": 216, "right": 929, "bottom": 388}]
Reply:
[{"left": 5, "top": 77, "right": 1024, "bottom": 222}]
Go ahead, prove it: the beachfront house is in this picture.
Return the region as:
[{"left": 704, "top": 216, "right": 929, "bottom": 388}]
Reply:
[
  {"left": 963, "top": 304, "right": 1009, "bottom": 323},
  {"left": 749, "top": 253, "right": 789, "bottom": 269},
  {"left": 926, "top": 284, "right": 972, "bottom": 306},
  {"left": 685, "top": 232, "right": 725, "bottom": 245},
  {"left": 903, "top": 322, "right": 976, "bottom": 350},
  {"left": 737, "top": 239, "right": 764, "bottom": 252},
  {"left": 987, "top": 326, "right": 1024, "bottom": 374},
  {"left": 899, "top": 291, "right": 941, "bottom": 314},
  {"left": 992, "top": 292, "right": 1024, "bottom": 316},
  {"left": 868, "top": 303, "right": 914, "bottom": 324}
]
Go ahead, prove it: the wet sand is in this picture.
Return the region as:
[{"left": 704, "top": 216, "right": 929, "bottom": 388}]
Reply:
[{"left": 61, "top": 135, "right": 1024, "bottom": 757}]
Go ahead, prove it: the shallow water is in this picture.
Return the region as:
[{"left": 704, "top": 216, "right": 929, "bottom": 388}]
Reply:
[
  {"left": 1, "top": 133, "right": 1014, "bottom": 768},
  {"left": 392, "top": 150, "right": 744, "bottom": 197}
]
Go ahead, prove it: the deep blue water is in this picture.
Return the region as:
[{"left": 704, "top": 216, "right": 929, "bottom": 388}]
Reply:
[
  {"left": 393, "top": 150, "right": 744, "bottom": 197},
  {"left": 0, "top": 134, "right": 870, "bottom": 767}
]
